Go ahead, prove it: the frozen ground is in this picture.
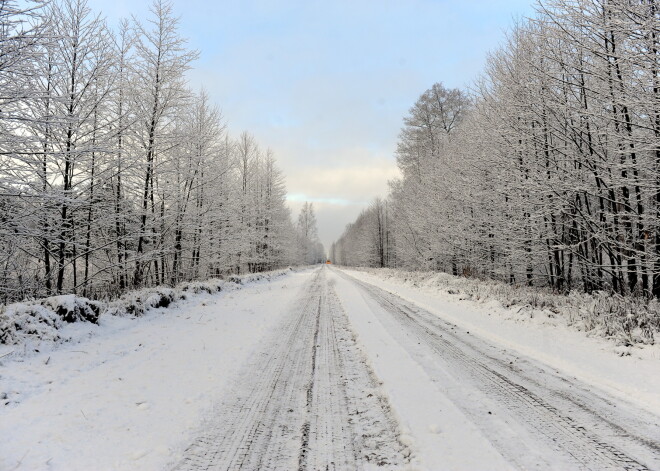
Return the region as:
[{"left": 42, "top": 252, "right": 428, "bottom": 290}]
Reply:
[{"left": 1, "top": 266, "right": 659, "bottom": 470}]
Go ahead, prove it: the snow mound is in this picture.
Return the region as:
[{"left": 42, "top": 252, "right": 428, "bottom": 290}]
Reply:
[
  {"left": 41, "top": 295, "right": 102, "bottom": 324},
  {"left": 106, "top": 287, "right": 184, "bottom": 317},
  {"left": 1, "top": 267, "right": 299, "bottom": 347},
  {"left": 106, "top": 279, "right": 233, "bottom": 318},
  {"left": 0, "top": 303, "right": 61, "bottom": 345},
  {"left": 178, "top": 279, "right": 225, "bottom": 294},
  {"left": 0, "top": 295, "right": 102, "bottom": 345}
]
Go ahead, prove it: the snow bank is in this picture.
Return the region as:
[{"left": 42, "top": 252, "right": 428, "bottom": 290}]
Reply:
[
  {"left": 354, "top": 268, "right": 659, "bottom": 345},
  {"left": 0, "top": 268, "right": 294, "bottom": 350},
  {"left": 0, "top": 295, "right": 102, "bottom": 346}
]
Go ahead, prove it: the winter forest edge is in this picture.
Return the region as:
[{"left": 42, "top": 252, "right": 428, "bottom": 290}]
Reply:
[
  {"left": 0, "top": 0, "right": 325, "bottom": 307},
  {"left": 332, "top": 0, "right": 660, "bottom": 342},
  {"left": 3, "top": 0, "right": 660, "bottom": 346}
]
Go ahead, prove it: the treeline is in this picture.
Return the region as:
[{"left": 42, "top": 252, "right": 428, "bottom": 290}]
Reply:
[
  {"left": 0, "top": 0, "right": 322, "bottom": 304},
  {"left": 332, "top": 0, "right": 660, "bottom": 297}
]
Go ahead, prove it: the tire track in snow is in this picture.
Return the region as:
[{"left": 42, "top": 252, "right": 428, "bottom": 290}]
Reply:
[
  {"left": 173, "top": 268, "right": 409, "bottom": 470},
  {"left": 339, "top": 269, "right": 660, "bottom": 471}
]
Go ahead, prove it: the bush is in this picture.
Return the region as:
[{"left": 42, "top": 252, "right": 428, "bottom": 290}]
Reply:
[
  {"left": 0, "top": 303, "right": 63, "bottom": 345},
  {"left": 40, "top": 295, "right": 102, "bottom": 324},
  {"left": 178, "top": 279, "right": 225, "bottom": 294},
  {"left": 1, "top": 267, "right": 297, "bottom": 346},
  {"left": 106, "top": 287, "right": 184, "bottom": 317}
]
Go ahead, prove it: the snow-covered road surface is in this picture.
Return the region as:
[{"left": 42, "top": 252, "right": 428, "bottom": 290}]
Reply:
[
  {"left": 174, "top": 268, "right": 408, "bottom": 470},
  {"left": 331, "top": 268, "right": 660, "bottom": 470},
  {"left": 1, "top": 270, "right": 313, "bottom": 470},
  {"left": 2, "top": 266, "right": 659, "bottom": 470}
]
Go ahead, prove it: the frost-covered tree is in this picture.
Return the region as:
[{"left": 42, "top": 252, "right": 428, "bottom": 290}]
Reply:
[
  {"left": 336, "top": 0, "right": 660, "bottom": 299},
  {"left": 333, "top": 198, "right": 392, "bottom": 268},
  {"left": 131, "top": 0, "right": 198, "bottom": 287},
  {"left": 0, "top": 0, "right": 305, "bottom": 303},
  {"left": 296, "top": 202, "right": 324, "bottom": 264}
]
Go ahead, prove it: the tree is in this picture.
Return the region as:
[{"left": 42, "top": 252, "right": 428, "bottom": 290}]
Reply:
[
  {"left": 0, "top": 0, "right": 305, "bottom": 303},
  {"left": 131, "top": 0, "right": 198, "bottom": 287},
  {"left": 336, "top": 0, "right": 660, "bottom": 299},
  {"left": 296, "top": 202, "right": 324, "bottom": 264}
]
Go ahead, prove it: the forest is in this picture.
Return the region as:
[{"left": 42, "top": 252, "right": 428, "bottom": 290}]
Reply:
[
  {"left": 0, "top": 0, "right": 324, "bottom": 304},
  {"left": 332, "top": 0, "right": 660, "bottom": 299}
]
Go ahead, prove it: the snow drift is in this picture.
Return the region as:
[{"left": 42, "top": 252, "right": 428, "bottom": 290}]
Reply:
[
  {"left": 355, "top": 268, "right": 660, "bottom": 346},
  {"left": 0, "top": 268, "right": 294, "bottom": 348}
]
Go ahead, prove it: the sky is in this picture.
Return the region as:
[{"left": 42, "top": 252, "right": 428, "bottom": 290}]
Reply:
[{"left": 87, "top": 0, "right": 536, "bottom": 252}]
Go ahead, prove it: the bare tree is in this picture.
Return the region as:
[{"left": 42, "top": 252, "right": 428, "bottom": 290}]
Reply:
[{"left": 131, "top": 0, "right": 198, "bottom": 287}]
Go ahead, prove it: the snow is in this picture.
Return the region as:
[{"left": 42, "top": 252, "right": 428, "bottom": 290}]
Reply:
[
  {"left": 0, "top": 269, "right": 294, "bottom": 353},
  {"left": 338, "top": 267, "right": 660, "bottom": 416},
  {"left": 0, "top": 294, "right": 104, "bottom": 346},
  {"left": 328, "top": 268, "right": 513, "bottom": 470},
  {"left": 0, "top": 268, "right": 310, "bottom": 471},
  {"left": 2, "top": 266, "right": 658, "bottom": 470},
  {"left": 0, "top": 302, "right": 63, "bottom": 345}
]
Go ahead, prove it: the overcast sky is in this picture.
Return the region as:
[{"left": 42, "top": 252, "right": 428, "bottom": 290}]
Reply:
[{"left": 88, "top": 0, "right": 536, "bottom": 252}]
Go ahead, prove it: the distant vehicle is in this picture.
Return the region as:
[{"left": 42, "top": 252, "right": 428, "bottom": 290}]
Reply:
[{"left": 326, "top": 260, "right": 331, "bottom": 264}]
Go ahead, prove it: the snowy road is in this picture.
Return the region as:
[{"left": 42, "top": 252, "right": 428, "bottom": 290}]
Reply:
[
  {"left": 2, "top": 266, "right": 659, "bottom": 470},
  {"left": 174, "top": 268, "right": 409, "bottom": 470},
  {"left": 173, "top": 266, "right": 659, "bottom": 470},
  {"left": 330, "top": 267, "right": 660, "bottom": 470}
]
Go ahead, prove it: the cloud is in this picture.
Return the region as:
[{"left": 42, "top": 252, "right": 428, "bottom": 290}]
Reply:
[
  {"left": 287, "top": 162, "right": 399, "bottom": 202},
  {"left": 286, "top": 162, "right": 400, "bottom": 251},
  {"left": 179, "top": 2, "right": 536, "bottom": 254}
]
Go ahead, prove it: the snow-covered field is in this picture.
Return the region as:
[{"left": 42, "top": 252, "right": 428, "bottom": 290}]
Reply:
[{"left": 0, "top": 269, "right": 312, "bottom": 470}]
